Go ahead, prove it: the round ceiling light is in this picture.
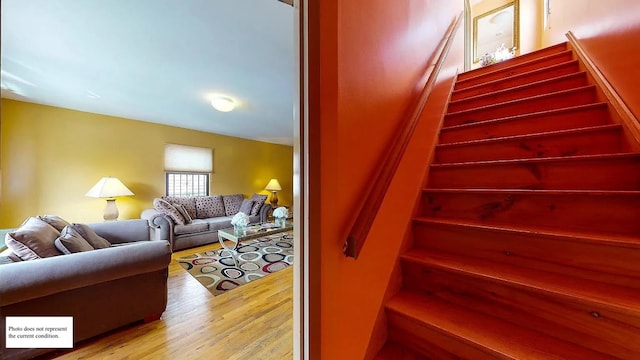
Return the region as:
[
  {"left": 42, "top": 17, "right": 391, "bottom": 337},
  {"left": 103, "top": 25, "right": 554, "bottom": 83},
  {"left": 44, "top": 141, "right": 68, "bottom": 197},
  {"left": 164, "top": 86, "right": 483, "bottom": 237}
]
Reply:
[{"left": 210, "top": 95, "right": 236, "bottom": 112}]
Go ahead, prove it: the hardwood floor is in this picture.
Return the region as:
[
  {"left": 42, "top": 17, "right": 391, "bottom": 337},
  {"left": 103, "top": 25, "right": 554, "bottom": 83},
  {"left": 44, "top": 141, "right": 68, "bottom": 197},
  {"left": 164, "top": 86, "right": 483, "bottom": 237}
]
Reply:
[{"left": 48, "top": 242, "right": 293, "bottom": 359}]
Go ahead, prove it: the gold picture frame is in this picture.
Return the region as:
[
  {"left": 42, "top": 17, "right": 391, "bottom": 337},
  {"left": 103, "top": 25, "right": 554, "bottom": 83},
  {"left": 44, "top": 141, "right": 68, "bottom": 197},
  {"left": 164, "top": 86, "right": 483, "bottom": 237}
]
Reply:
[{"left": 473, "top": 1, "right": 519, "bottom": 63}]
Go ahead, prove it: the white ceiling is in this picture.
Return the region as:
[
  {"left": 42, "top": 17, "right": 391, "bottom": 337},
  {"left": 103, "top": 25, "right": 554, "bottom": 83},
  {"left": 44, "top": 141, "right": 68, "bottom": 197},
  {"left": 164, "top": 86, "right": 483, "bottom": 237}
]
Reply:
[{"left": 0, "top": 0, "right": 295, "bottom": 146}]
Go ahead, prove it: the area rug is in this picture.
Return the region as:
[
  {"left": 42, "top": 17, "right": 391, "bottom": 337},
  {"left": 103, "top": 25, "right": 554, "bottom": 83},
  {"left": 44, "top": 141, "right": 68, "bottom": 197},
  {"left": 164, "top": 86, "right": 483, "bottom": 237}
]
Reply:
[{"left": 176, "top": 232, "right": 294, "bottom": 296}]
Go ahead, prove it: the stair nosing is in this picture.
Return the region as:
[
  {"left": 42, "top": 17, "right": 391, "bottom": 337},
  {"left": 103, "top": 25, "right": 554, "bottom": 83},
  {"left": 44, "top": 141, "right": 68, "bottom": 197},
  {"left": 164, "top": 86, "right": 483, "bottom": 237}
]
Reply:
[
  {"left": 456, "top": 49, "right": 575, "bottom": 86},
  {"left": 436, "top": 124, "right": 622, "bottom": 149},
  {"left": 400, "top": 248, "right": 640, "bottom": 315},
  {"left": 446, "top": 85, "right": 596, "bottom": 118},
  {"left": 449, "top": 71, "right": 588, "bottom": 107},
  {"left": 412, "top": 216, "right": 640, "bottom": 249},
  {"left": 453, "top": 59, "right": 579, "bottom": 95},
  {"left": 430, "top": 152, "right": 640, "bottom": 168},
  {"left": 440, "top": 102, "right": 609, "bottom": 132}
]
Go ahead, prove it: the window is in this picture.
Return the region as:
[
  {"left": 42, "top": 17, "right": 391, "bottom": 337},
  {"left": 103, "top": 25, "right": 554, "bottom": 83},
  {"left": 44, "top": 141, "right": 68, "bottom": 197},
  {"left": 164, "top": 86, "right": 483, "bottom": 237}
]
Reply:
[
  {"left": 164, "top": 143, "right": 213, "bottom": 196},
  {"left": 166, "top": 172, "right": 209, "bottom": 196}
]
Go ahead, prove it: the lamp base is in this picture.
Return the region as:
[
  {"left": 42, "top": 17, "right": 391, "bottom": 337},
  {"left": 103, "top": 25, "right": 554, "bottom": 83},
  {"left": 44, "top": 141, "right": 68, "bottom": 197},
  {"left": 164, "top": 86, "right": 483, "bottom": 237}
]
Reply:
[
  {"left": 269, "top": 191, "right": 279, "bottom": 208},
  {"left": 103, "top": 198, "right": 119, "bottom": 221}
]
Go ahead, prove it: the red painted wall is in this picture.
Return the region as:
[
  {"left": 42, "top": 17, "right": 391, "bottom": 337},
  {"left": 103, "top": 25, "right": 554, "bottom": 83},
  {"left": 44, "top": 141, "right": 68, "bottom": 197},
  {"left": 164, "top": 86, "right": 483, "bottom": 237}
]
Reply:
[
  {"left": 542, "top": 0, "right": 640, "bottom": 120},
  {"left": 307, "top": 1, "right": 463, "bottom": 358}
]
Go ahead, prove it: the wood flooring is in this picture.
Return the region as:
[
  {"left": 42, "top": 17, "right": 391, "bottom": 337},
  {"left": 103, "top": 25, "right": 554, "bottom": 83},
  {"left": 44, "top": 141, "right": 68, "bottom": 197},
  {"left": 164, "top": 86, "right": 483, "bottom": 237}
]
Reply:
[{"left": 46, "top": 242, "right": 293, "bottom": 359}]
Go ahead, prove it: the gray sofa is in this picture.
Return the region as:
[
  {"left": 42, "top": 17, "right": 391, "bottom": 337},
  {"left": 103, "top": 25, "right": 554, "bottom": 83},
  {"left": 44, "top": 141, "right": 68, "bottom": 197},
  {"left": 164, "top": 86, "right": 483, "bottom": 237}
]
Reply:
[
  {"left": 141, "top": 194, "right": 271, "bottom": 251},
  {"left": 0, "top": 219, "right": 171, "bottom": 360}
]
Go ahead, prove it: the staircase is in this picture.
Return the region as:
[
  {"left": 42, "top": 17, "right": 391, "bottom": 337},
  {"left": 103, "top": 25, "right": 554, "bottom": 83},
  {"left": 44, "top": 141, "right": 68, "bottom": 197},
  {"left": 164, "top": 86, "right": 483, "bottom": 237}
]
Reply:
[{"left": 377, "top": 43, "right": 640, "bottom": 359}]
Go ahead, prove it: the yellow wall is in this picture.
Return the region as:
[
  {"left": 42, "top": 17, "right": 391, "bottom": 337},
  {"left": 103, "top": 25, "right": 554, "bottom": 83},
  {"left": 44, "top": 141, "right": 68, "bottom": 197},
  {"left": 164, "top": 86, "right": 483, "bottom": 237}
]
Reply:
[{"left": 0, "top": 99, "right": 293, "bottom": 227}]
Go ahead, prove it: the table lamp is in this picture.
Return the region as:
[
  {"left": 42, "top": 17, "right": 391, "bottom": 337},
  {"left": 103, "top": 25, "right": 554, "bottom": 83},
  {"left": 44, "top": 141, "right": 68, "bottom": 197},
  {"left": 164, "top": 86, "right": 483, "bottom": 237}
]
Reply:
[
  {"left": 264, "top": 178, "right": 282, "bottom": 208},
  {"left": 85, "top": 177, "right": 134, "bottom": 221}
]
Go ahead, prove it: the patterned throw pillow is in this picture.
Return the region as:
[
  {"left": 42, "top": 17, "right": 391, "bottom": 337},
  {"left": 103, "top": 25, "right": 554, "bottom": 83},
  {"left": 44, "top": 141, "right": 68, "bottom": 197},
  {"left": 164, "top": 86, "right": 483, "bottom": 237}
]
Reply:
[
  {"left": 195, "top": 196, "right": 225, "bottom": 218},
  {"left": 173, "top": 203, "right": 193, "bottom": 224},
  {"left": 54, "top": 226, "right": 94, "bottom": 254},
  {"left": 70, "top": 223, "right": 112, "bottom": 249},
  {"left": 5, "top": 217, "right": 62, "bottom": 260},
  {"left": 154, "top": 198, "right": 186, "bottom": 225},
  {"left": 162, "top": 196, "right": 197, "bottom": 219},
  {"left": 222, "top": 194, "right": 244, "bottom": 216},
  {"left": 249, "top": 194, "right": 268, "bottom": 216}
]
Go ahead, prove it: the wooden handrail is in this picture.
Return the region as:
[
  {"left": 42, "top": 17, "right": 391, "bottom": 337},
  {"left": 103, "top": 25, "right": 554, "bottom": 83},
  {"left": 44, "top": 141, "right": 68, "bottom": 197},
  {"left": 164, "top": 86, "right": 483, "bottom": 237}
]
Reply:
[
  {"left": 566, "top": 31, "right": 640, "bottom": 146},
  {"left": 343, "top": 13, "right": 463, "bottom": 259}
]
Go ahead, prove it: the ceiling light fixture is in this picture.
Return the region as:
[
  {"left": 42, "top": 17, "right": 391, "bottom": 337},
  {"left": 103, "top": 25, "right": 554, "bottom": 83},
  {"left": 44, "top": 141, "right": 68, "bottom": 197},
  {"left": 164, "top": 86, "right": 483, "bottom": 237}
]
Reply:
[{"left": 210, "top": 95, "right": 236, "bottom": 112}]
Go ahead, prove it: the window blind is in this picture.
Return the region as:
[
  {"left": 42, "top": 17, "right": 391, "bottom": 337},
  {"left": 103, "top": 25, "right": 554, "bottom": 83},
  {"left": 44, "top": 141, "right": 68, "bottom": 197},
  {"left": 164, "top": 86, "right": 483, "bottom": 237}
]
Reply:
[{"left": 164, "top": 144, "right": 213, "bottom": 172}]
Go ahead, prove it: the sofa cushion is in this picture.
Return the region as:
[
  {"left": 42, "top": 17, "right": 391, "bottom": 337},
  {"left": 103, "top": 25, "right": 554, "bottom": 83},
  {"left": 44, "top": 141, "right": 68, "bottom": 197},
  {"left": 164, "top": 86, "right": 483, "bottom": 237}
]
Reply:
[
  {"left": 195, "top": 196, "right": 225, "bottom": 218},
  {"left": 204, "top": 217, "right": 234, "bottom": 231},
  {"left": 249, "top": 193, "right": 268, "bottom": 216},
  {"left": 238, "top": 199, "right": 255, "bottom": 215},
  {"left": 222, "top": 194, "right": 244, "bottom": 216},
  {"left": 154, "top": 198, "right": 186, "bottom": 225},
  {"left": 163, "top": 196, "right": 197, "bottom": 219},
  {"left": 37, "top": 215, "right": 71, "bottom": 232},
  {"left": 71, "top": 223, "right": 111, "bottom": 249},
  {"left": 55, "top": 226, "right": 95, "bottom": 254},
  {"left": 173, "top": 203, "right": 193, "bottom": 224},
  {"left": 5, "top": 217, "right": 62, "bottom": 260},
  {"left": 174, "top": 219, "right": 210, "bottom": 235}
]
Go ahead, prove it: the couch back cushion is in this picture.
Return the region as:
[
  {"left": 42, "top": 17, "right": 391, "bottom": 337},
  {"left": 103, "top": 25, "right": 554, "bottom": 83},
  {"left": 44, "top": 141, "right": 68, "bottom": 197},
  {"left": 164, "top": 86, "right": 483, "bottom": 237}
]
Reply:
[
  {"left": 162, "top": 196, "right": 197, "bottom": 219},
  {"left": 195, "top": 196, "right": 225, "bottom": 218},
  {"left": 5, "top": 217, "right": 62, "bottom": 260},
  {"left": 222, "top": 194, "right": 244, "bottom": 216},
  {"left": 249, "top": 193, "right": 268, "bottom": 216},
  {"left": 238, "top": 199, "right": 255, "bottom": 215}
]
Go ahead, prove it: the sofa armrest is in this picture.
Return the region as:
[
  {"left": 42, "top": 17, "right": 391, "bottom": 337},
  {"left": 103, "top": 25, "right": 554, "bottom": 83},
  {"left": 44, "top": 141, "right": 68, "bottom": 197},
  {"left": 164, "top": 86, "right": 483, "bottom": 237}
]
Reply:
[
  {"left": 259, "top": 204, "right": 272, "bottom": 223},
  {"left": 0, "top": 240, "right": 171, "bottom": 307},
  {"left": 88, "top": 219, "right": 151, "bottom": 244},
  {"left": 141, "top": 209, "right": 174, "bottom": 243}
]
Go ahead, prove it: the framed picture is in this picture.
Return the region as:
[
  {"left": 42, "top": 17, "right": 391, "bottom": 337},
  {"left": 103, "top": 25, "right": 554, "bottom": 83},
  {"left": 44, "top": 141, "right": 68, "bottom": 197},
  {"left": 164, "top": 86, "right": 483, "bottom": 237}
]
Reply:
[{"left": 473, "top": 2, "right": 519, "bottom": 62}]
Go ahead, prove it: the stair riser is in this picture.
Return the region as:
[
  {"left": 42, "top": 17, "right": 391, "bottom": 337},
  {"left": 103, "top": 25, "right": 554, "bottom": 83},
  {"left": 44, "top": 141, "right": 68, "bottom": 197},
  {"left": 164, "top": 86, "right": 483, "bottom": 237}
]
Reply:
[
  {"left": 448, "top": 74, "right": 588, "bottom": 113},
  {"left": 387, "top": 312, "right": 499, "bottom": 360},
  {"left": 445, "top": 87, "right": 597, "bottom": 127},
  {"left": 455, "top": 52, "right": 574, "bottom": 90},
  {"left": 412, "top": 221, "right": 640, "bottom": 286},
  {"left": 420, "top": 191, "right": 640, "bottom": 237},
  {"left": 435, "top": 127, "right": 622, "bottom": 163},
  {"left": 451, "top": 61, "right": 580, "bottom": 101},
  {"left": 429, "top": 157, "right": 640, "bottom": 190},
  {"left": 439, "top": 105, "right": 610, "bottom": 144},
  {"left": 457, "top": 43, "right": 568, "bottom": 82},
  {"left": 402, "top": 262, "right": 640, "bottom": 359}
]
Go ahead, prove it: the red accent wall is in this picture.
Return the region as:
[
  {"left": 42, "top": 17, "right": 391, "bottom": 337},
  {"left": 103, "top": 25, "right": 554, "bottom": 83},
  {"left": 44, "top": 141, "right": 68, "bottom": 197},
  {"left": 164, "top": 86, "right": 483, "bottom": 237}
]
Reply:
[
  {"left": 307, "top": 1, "right": 463, "bottom": 358},
  {"left": 542, "top": 0, "right": 640, "bottom": 121}
]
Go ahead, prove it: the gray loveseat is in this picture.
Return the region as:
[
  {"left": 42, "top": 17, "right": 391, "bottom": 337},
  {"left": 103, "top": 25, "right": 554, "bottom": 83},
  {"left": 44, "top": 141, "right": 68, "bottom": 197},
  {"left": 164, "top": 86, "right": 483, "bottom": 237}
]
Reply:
[
  {"left": 0, "top": 219, "right": 171, "bottom": 360},
  {"left": 141, "top": 194, "right": 271, "bottom": 251}
]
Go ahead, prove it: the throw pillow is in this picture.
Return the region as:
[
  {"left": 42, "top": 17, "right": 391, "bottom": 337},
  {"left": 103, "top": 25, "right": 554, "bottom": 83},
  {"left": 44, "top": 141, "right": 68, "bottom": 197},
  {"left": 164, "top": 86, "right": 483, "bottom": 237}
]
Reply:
[
  {"left": 54, "top": 226, "right": 95, "bottom": 254},
  {"left": 70, "top": 223, "right": 111, "bottom": 249},
  {"left": 195, "top": 196, "right": 225, "bottom": 218},
  {"left": 162, "top": 196, "right": 197, "bottom": 219},
  {"left": 37, "top": 215, "right": 71, "bottom": 232},
  {"left": 173, "top": 203, "right": 193, "bottom": 224},
  {"left": 5, "top": 217, "right": 62, "bottom": 260},
  {"left": 250, "top": 193, "right": 268, "bottom": 216},
  {"left": 238, "top": 199, "right": 255, "bottom": 215},
  {"left": 154, "top": 198, "right": 186, "bottom": 225},
  {"left": 222, "top": 194, "right": 244, "bottom": 216}
]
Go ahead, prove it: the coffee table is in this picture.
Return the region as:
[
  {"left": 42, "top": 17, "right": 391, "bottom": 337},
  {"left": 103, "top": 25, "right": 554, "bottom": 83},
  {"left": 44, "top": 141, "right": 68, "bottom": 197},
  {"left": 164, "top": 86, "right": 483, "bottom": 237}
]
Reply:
[{"left": 217, "top": 221, "right": 294, "bottom": 255}]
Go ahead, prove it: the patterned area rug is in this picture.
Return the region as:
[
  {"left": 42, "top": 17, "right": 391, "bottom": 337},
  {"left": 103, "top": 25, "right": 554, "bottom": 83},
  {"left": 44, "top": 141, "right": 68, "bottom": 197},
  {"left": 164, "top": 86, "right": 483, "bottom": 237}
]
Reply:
[{"left": 176, "top": 232, "right": 294, "bottom": 296}]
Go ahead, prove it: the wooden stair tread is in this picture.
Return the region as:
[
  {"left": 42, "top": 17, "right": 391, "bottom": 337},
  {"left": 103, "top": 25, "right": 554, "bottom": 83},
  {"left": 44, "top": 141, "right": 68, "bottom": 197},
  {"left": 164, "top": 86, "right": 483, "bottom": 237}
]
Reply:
[
  {"left": 452, "top": 60, "right": 580, "bottom": 96},
  {"left": 436, "top": 124, "right": 622, "bottom": 149},
  {"left": 456, "top": 50, "right": 575, "bottom": 86},
  {"left": 387, "top": 290, "right": 610, "bottom": 359},
  {"left": 401, "top": 249, "right": 640, "bottom": 315},
  {"left": 440, "top": 102, "right": 609, "bottom": 132},
  {"left": 430, "top": 151, "right": 640, "bottom": 168},
  {"left": 446, "top": 85, "right": 596, "bottom": 117},
  {"left": 375, "top": 341, "right": 427, "bottom": 360},
  {"left": 449, "top": 72, "right": 588, "bottom": 107},
  {"left": 413, "top": 216, "right": 640, "bottom": 249}
]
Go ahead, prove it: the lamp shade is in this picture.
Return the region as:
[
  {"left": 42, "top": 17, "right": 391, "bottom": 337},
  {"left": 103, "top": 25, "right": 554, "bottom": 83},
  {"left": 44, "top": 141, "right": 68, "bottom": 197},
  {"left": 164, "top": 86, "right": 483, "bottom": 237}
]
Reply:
[
  {"left": 264, "top": 178, "right": 282, "bottom": 191},
  {"left": 85, "top": 177, "right": 134, "bottom": 198}
]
